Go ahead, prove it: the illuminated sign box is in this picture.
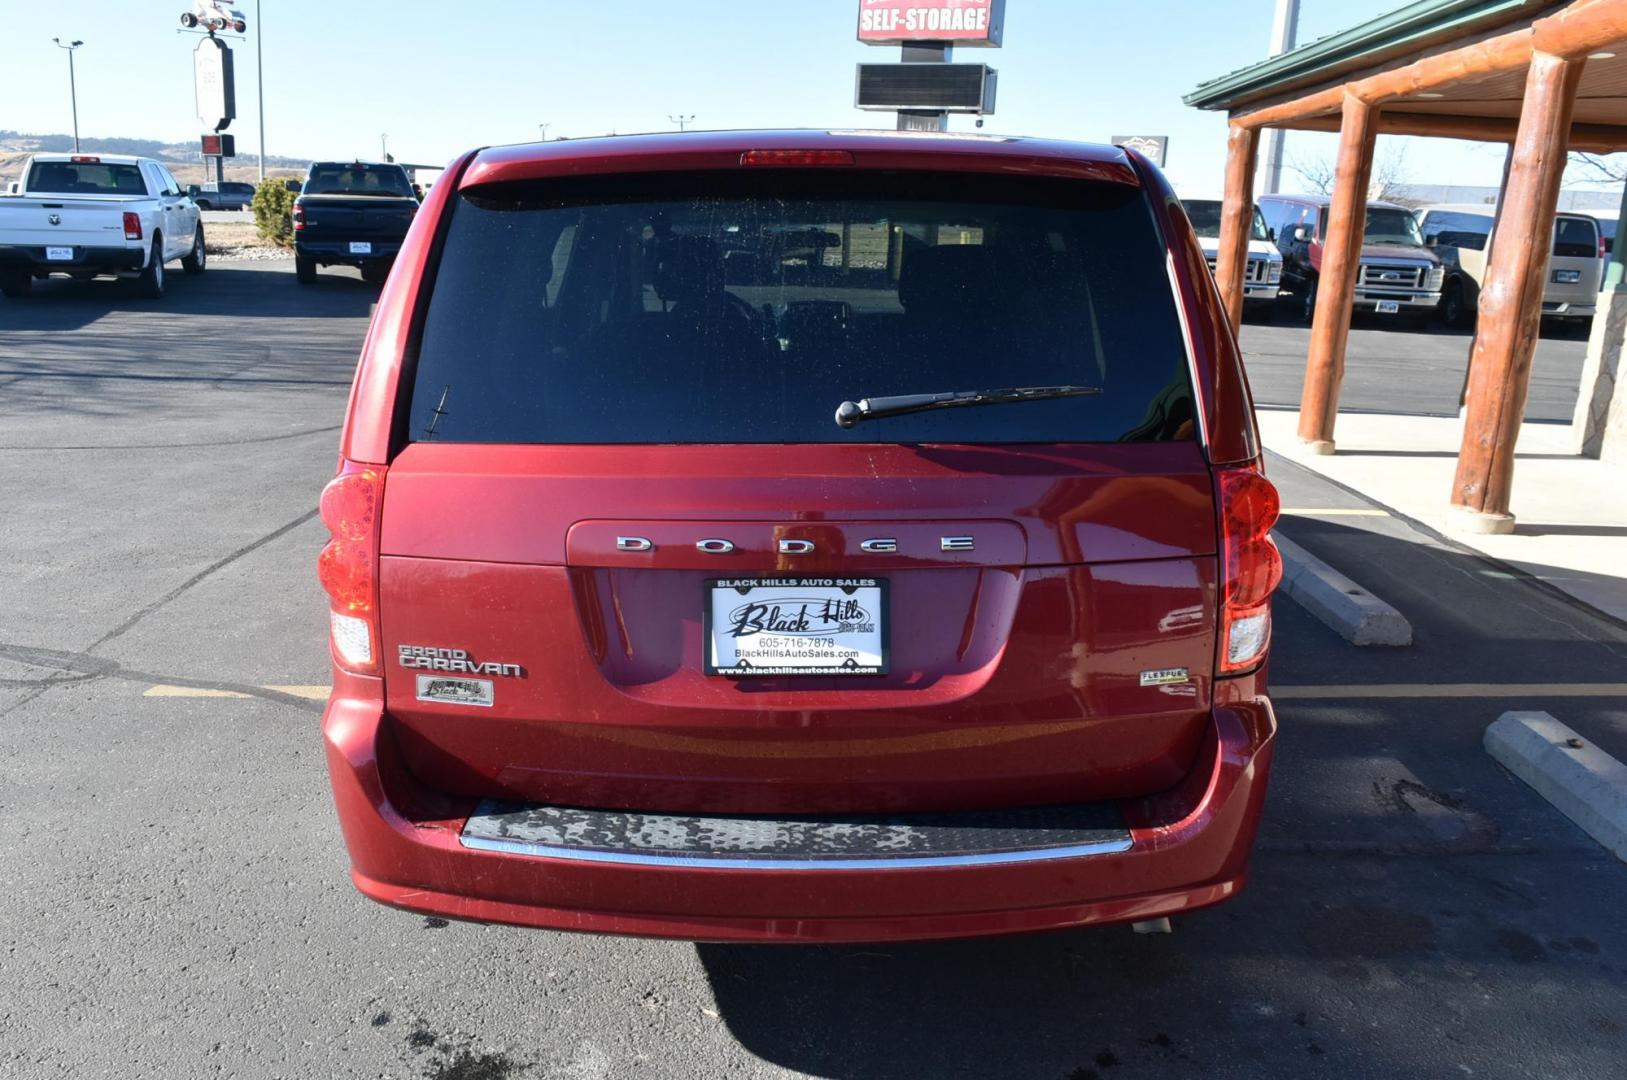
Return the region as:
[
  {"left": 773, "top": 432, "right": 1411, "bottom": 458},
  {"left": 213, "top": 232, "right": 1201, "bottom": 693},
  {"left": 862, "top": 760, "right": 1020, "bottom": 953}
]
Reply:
[
  {"left": 857, "top": 0, "right": 1005, "bottom": 46},
  {"left": 854, "top": 63, "right": 997, "bottom": 112}
]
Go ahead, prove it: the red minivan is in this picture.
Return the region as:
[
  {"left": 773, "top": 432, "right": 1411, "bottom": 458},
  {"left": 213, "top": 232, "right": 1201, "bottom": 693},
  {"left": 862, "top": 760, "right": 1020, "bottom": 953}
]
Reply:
[{"left": 317, "top": 130, "right": 1281, "bottom": 943}]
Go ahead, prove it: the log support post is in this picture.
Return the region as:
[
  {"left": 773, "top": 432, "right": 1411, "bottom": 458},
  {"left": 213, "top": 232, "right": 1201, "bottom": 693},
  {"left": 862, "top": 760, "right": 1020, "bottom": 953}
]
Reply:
[
  {"left": 1450, "top": 51, "right": 1586, "bottom": 533},
  {"left": 1296, "top": 93, "right": 1378, "bottom": 455},
  {"left": 1217, "top": 124, "right": 1260, "bottom": 333}
]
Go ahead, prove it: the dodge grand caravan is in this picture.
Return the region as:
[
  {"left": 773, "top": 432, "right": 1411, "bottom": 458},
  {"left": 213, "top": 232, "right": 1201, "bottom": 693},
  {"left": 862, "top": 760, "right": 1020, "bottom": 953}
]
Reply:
[{"left": 318, "top": 130, "right": 1281, "bottom": 943}]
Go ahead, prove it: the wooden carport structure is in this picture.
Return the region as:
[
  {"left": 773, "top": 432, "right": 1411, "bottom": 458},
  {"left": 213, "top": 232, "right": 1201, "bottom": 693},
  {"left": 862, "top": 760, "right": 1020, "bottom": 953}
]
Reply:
[{"left": 1186, "top": 0, "right": 1627, "bottom": 533}]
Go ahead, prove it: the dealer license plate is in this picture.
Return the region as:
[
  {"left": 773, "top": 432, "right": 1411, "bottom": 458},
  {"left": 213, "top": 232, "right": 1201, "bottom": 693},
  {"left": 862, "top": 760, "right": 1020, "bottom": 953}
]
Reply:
[
  {"left": 349, "top": 241, "right": 372, "bottom": 255},
  {"left": 705, "top": 578, "right": 887, "bottom": 676},
  {"left": 1375, "top": 300, "right": 1400, "bottom": 314},
  {"left": 45, "top": 247, "right": 73, "bottom": 261}
]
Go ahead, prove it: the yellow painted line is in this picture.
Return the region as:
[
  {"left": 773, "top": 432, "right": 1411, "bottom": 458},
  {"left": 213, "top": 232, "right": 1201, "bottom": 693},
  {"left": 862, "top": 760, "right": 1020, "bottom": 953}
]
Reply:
[
  {"left": 1280, "top": 508, "right": 1390, "bottom": 518},
  {"left": 1274, "top": 683, "right": 1627, "bottom": 700},
  {"left": 144, "top": 684, "right": 251, "bottom": 699},
  {"left": 263, "top": 685, "right": 332, "bottom": 700}
]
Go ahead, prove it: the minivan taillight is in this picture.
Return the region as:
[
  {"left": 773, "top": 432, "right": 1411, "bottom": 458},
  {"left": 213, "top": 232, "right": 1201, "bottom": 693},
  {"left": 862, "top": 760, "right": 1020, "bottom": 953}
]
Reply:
[
  {"left": 122, "top": 212, "right": 142, "bottom": 241},
  {"left": 1217, "top": 463, "right": 1282, "bottom": 675},
  {"left": 318, "top": 460, "right": 386, "bottom": 675}
]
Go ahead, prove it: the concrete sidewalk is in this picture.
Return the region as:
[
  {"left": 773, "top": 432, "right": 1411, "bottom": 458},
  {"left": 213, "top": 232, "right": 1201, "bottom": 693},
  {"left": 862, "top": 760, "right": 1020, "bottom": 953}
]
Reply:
[{"left": 1257, "top": 407, "right": 1627, "bottom": 624}]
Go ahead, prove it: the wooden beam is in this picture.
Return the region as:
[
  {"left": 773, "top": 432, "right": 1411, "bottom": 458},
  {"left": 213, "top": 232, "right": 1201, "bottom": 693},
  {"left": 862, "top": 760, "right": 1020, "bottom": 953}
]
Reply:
[
  {"left": 1533, "top": 0, "right": 1627, "bottom": 58},
  {"left": 1297, "top": 94, "right": 1378, "bottom": 455},
  {"left": 1281, "top": 111, "right": 1627, "bottom": 152},
  {"left": 1216, "top": 125, "right": 1259, "bottom": 334},
  {"left": 1450, "top": 51, "right": 1587, "bottom": 532}
]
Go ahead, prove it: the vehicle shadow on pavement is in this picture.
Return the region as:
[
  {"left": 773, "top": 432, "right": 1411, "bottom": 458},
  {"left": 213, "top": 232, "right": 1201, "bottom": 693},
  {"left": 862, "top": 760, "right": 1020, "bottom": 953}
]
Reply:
[
  {"left": 697, "top": 520, "right": 1627, "bottom": 1079},
  {"left": 0, "top": 263, "right": 375, "bottom": 332}
]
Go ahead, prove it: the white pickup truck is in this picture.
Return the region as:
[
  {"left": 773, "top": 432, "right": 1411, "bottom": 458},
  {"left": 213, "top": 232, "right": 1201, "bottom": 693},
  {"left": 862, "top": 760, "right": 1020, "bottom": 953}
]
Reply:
[{"left": 0, "top": 153, "right": 205, "bottom": 299}]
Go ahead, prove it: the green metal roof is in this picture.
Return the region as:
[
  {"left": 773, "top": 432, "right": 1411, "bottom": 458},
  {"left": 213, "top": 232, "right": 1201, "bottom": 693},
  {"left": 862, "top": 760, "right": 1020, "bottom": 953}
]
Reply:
[{"left": 1184, "top": 0, "right": 1558, "bottom": 112}]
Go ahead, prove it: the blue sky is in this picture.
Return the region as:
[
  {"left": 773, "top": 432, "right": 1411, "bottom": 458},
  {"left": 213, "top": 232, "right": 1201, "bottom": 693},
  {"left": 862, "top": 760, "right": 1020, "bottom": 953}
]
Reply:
[{"left": 0, "top": 0, "right": 1605, "bottom": 193}]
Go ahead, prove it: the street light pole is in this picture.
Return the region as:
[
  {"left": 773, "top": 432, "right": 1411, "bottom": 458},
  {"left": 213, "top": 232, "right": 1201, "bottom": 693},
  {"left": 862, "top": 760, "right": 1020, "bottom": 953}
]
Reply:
[
  {"left": 380, "top": 133, "right": 388, "bottom": 160},
  {"left": 538, "top": 122, "right": 549, "bottom": 141},
  {"left": 668, "top": 114, "right": 694, "bottom": 132},
  {"left": 1258, "top": 0, "right": 1300, "bottom": 194},
  {"left": 256, "top": 0, "right": 265, "bottom": 182},
  {"left": 52, "top": 38, "right": 84, "bottom": 153}
]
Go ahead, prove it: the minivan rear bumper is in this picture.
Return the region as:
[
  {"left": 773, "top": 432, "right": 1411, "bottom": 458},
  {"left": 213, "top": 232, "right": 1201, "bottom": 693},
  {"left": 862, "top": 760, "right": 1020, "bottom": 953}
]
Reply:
[{"left": 322, "top": 675, "right": 1275, "bottom": 943}]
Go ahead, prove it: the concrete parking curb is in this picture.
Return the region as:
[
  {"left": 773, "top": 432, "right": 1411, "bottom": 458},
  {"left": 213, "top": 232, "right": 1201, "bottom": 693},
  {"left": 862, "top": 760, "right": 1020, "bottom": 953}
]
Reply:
[
  {"left": 1486, "top": 711, "right": 1627, "bottom": 863},
  {"left": 1273, "top": 533, "right": 1413, "bottom": 646}
]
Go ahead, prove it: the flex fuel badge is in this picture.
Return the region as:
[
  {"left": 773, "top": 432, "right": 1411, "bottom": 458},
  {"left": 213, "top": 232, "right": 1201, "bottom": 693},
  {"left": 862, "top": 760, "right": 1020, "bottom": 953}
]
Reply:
[{"left": 1139, "top": 668, "right": 1191, "bottom": 687}]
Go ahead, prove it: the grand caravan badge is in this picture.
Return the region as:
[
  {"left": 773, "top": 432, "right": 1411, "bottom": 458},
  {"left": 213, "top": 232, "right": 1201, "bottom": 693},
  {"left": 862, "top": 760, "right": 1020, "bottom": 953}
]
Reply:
[{"left": 397, "top": 645, "right": 524, "bottom": 678}]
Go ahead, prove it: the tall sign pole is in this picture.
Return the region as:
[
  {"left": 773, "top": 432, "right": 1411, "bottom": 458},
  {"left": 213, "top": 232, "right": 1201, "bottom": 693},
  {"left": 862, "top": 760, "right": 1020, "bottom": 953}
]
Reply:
[
  {"left": 898, "top": 42, "right": 951, "bottom": 132},
  {"left": 1258, "top": 0, "right": 1300, "bottom": 194},
  {"left": 256, "top": 0, "right": 265, "bottom": 182}
]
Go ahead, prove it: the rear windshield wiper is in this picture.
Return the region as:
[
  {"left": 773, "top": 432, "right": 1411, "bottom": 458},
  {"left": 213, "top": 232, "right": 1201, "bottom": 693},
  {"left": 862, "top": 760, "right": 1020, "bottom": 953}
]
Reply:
[{"left": 834, "top": 385, "right": 1104, "bottom": 429}]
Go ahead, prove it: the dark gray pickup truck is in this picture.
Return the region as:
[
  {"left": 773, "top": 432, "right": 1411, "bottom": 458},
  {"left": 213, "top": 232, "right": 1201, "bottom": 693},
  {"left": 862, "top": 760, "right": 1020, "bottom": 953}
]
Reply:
[{"left": 287, "top": 161, "right": 418, "bottom": 285}]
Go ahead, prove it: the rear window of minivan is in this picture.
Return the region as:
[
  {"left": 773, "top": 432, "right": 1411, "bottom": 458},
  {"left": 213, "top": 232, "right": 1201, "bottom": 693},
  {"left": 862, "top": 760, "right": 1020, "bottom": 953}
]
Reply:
[{"left": 407, "top": 170, "right": 1196, "bottom": 444}]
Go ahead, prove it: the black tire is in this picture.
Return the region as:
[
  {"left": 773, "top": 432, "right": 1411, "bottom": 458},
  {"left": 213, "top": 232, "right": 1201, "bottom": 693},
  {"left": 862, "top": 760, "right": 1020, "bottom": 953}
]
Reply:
[
  {"left": 182, "top": 225, "right": 206, "bottom": 275},
  {"left": 1441, "top": 280, "right": 1468, "bottom": 328},
  {"left": 360, "top": 262, "right": 391, "bottom": 286},
  {"left": 0, "top": 271, "right": 31, "bottom": 298},
  {"left": 136, "top": 235, "right": 165, "bottom": 299},
  {"left": 1300, "top": 278, "right": 1319, "bottom": 326},
  {"left": 295, "top": 255, "right": 317, "bottom": 284},
  {"left": 196, "top": 199, "right": 213, "bottom": 211},
  {"left": 234, "top": 19, "right": 247, "bottom": 32},
  {"left": 180, "top": 12, "right": 197, "bottom": 27}
]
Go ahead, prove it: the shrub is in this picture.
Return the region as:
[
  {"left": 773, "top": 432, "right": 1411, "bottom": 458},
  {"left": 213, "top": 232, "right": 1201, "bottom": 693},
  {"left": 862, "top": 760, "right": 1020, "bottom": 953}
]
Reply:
[{"left": 251, "top": 177, "right": 297, "bottom": 247}]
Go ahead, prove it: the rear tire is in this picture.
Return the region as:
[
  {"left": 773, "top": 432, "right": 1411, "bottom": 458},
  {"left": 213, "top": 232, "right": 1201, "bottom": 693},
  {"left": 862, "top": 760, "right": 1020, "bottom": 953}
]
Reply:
[
  {"left": 180, "top": 12, "right": 197, "bottom": 27},
  {"left": 0, "top": 271, "right": 31, "bottom": 298},
  {"left": 234, "top": 19, "right": 247, "bottom": 32},
  {"left": 182, "top": 226, "right": 206, "bottom": 275},
  {"left": 136, "top": 236, "right": 165, "bottom": 299},
  {"left": 360, "top": 262, "right": 390, "bottom": 286},
  {"left": 295, "top": 255, "right": 317, "bottom": 284},
  {"left": 1441, "top": 280, "right": 1468, "bottom": 328},
  {"left": 1300, "top": 278, "right": 1319, "bottom": 326}
]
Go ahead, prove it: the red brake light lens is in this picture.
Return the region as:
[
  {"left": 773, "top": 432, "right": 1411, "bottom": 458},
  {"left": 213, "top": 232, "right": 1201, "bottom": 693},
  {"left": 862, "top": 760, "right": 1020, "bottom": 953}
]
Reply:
[
  {"left": 122, "top": 212, "right": 142, "bottom": 241},
  {"left": 1217, "top": 463, "right": 1283, "bottom": 674},
  {"left": 318, "top": 461, "right": 385, "bottom": 674},
  {"left": 70, "top": 155, "right": 100, "bottom": 164},
  {"left": 740, "top": 149, "right": 855, "bottom": 167},
  {"left": 293, "top": 205, "right": 305, "bottom": 230}
]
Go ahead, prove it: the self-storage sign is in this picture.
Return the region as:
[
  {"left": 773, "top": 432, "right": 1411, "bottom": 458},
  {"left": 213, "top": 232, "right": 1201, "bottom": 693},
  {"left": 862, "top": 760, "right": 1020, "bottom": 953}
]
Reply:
[{"left": 857, "top": 0, "right": 1005, "bottom": 46}]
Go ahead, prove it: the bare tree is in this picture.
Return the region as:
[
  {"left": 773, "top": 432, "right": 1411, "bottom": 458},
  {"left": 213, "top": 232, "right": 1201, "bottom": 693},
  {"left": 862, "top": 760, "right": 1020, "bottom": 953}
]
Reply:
[
  {"left": 1287, "top": 152, "right": 1335, "bottom": 195},
  {"left": 1288, "top": 144, "right": 1411, "bottom": 202},
  {"left": 1567, "top": 151, "right": 1627, "bottom": 186}
]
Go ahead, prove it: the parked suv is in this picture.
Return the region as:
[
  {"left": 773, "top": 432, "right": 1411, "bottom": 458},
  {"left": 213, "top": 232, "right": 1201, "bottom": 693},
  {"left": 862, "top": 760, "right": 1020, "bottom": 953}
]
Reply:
[
  {"left": 1415, "top": 204, "right": 1605, "bottom": 326},
  {"left": 1181, "top": 195, "right": 1284, "bottom": 311},
  {"left": 317, "top": 131, "right": 1282, "bottom": 943},
  {"left": 1259, "top": 193, "right": 1444, "bottom": 325}
]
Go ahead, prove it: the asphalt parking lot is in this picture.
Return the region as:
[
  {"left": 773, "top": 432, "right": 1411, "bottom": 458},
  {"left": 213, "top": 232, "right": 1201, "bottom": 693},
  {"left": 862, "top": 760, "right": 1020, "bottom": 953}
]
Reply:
[{"left": 2, "top": 263, "right": 1626, "bottom": 1079}]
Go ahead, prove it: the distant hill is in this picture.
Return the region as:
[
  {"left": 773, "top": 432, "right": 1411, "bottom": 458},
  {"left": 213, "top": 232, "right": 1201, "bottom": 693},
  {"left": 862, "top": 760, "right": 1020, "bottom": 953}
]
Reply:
[{"left": 0, "top": 129, "right": 310, "bottom": 169}]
